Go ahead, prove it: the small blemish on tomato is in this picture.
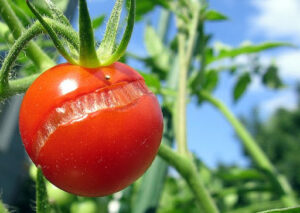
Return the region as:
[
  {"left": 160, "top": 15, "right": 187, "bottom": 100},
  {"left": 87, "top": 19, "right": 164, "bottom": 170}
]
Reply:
[{"left": 105, "top": 75, "right": 111, "bottom": 80}]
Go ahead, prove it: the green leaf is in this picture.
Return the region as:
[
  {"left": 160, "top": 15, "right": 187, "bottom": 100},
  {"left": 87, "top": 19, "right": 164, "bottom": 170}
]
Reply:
[
  {"left": 233, "top": 72, "right": 251, "bottom": 102},
  {"left": 259, "top": 206, "right": 300, "bottom": 213},
  {"left": 92, "top": 15, "right": 105, "bottom": 29},
  {"left": 144, "top": 25, "right": 171, "bottom": 76},
  {"left": 145, "top": 24, "right": 165, "bottom": 57},
  {"left": 79, "top": 0, "right": 100, "bottom": 67},
  {"left": 208, "top": 42, "right": 295, "bottom": 64},
  {"left": 204, "top": 10, "right": 228, "bottom": 21},
  {"left": 203, "top": 70, "right": 219, "bottom": 92},
  {"left": 97, "top": 0, "right": 123, "bottom": 60},
  {"left": 140, "top": 72, "right": 161, "bottom": 93},
  {"left": 36, "top": 168, "right": 50, "bottom": 213},
  {"left": 136, "top": 0, "right": 170, "bottom": 21},
  {"left": 262, "top": 65, "right": 284, "bottom": 89}
]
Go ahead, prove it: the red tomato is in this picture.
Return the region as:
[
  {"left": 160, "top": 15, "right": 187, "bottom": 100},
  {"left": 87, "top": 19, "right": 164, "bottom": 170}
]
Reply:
[{"left": 19, "top": 62, "right": 163, "bottom": 197}]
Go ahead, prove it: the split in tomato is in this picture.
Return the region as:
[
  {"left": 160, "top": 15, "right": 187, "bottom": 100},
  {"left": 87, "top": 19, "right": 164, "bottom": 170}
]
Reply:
[{"left": 19, "top": 62, "right": 163, "bottom": 197}]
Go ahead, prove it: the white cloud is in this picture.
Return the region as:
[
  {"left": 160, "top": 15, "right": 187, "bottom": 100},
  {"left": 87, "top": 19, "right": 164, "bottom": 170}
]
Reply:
[
  {"left": 276, "top": 51, "right": 300, "bottom": 79},
  {"left": 260, "top": 91, "right": 297, "bottom": 115},
  {"left": 256, "top": 51, "right": 300, "bottom": 81},
  {"left": 250, "top": 0, "right": 300, "bottom": 42}
]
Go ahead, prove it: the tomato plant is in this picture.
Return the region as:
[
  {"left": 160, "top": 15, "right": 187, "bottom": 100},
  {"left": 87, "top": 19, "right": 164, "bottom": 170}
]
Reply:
[
  {"left": 0, "top": 0, "right": 299, "bottom": 213},
  {"left": 19, "top": 62, "right": 163, "bottom": 196}
]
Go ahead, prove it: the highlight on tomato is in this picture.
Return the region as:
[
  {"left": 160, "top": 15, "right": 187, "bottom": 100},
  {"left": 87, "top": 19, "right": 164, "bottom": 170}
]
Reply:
[{"left": 17, "top": 0, "right": 163, "bottom": 197}]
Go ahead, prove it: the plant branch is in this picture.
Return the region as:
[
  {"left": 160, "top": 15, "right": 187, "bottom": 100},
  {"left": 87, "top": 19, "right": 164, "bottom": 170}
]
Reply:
[
  {"left": 36, "top": 168, "right": 50, "bottom": 213},
  {"left": 26, "top": 0, "right": 78, "bottom": 64},
  {"left": 0, "top": 19, "right": 79, "bottom": 98},
  {"left": 200, "top": 90, "right": 297, "bottom": 206},
  {"left": 0, "top": 0, "right": 55, "bottom": 70},
  {"left": 177, "top": 32, "right": 188, "bottom": 155},
  {"left": 158, "top": 144, "right": 219, "bottom": 213},
  {"left": 176, "top": 3, "right": 200, "bottom": 155}
]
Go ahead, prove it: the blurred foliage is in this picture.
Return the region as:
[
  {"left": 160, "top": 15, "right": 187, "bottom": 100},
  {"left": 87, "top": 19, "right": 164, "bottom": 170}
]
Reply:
[
  {"left": 135, "top": 0, "right": 170, "bottom": 21},
  {"left": 242, "top": 88, "right": 300, "bottom": 196}
]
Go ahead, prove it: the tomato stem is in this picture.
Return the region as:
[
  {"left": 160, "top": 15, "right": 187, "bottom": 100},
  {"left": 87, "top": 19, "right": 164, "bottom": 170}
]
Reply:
[
  {"left": 158, "top": 144, "right": 219, "bottom": 213},
  {"left": 200, "top": 90, "right": 298, "bottom": 206},
  {"left": 171, "top": 2, "right": 220, "bottom": 212},
  {"left": 26, "top": 0, "right": 78, "bottom": 65},
  {"left": 176, "top": 3, "right": 200, "bottom": 156},
  {"left": 0, "top": 20, "right": 79, "bottom": 99},
  {"left": 79, "top": 0, "right": 100, "bottom": 68},
  {"left": 36, "top": 168, "right": 50, "bottom": 213},
  {"left": 0, "top": 0, "right": 55, "bottom": 71}
]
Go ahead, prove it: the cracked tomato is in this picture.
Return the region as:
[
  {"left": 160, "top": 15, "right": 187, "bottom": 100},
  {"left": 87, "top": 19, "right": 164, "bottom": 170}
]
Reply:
[{"left": 19, "top": 62, "right": 163, "bottom": 197}]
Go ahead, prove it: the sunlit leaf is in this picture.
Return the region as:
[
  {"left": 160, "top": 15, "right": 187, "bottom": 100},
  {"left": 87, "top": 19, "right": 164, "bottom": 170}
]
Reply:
[
  {"left": 92, "top": 15, "right": 105, "bottom": 29},
  {"left": 144, "top": 25, "right": 171, "bottom": 77},
  {"left": 140, "top": 72, "right": 161, "bottom": 93},
  {"left": 136, "top": 0, "right": 170, "bottom": 21},
  {"left": 208, "top": 42, "right": 294, "bottom": 64},
  {"left": 204, "top": 10, "right": 228, "bottom": 21}
]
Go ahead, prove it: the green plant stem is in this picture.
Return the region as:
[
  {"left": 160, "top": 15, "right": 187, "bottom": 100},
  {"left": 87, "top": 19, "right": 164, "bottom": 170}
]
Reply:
[
  {"left": 171, "top": 3, "right": 219, "bottom": 212},
  {"left": 177, "top": 33, "right": 189, "bottom": 155},
  {"left": 176, "top": 2, "right": 200, "bottom": 155},
  {"left": 0, "top": 20, "right": 79, "bottom": 98},
  {"left": 26, "top": 0, "right": 78, "bottom": 64},
  {"left": 0, "top": 0, "right": 55, "bottom": 70},
  {"left": 36, "top": 168, "right": 50, "bottom": 213},
  {"left": 158, "top": 144, "right": 219, "bottom": 213},
  {"left": 1, "top": 74, "right": 39, "bottom": 99},
  {"left": 200, "top": 90, "right": 297, "bottom": 206},
  {"left": 79, "top": 0, "right": 100, "bottom": 67}
]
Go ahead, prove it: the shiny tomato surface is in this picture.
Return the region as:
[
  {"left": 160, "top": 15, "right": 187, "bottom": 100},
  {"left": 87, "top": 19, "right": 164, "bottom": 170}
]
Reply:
[{"left": 19, "top": 62, "right": 163, "bottom": 197}]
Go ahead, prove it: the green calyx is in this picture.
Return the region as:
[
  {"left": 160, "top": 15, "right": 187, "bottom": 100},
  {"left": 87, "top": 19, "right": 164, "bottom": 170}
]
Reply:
[{"left": 26, "top": 0, "right": 136, "bottom": 68}]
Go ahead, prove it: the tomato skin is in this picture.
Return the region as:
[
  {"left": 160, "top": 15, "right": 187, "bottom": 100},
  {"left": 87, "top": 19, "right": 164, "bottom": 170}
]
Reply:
[{"left": 19, "top": 62, "right": 163, "bottom": 197}]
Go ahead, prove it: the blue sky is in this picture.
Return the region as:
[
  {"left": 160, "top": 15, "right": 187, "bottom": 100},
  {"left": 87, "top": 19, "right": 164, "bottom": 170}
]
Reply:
[{"left": 83, "top": 0, "right": 300, "bottom": 168}]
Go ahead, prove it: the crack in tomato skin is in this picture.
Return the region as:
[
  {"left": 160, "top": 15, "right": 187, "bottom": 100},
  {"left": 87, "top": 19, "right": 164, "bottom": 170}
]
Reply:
[
  {"left": 19, "top": 62, "right": 164, "bottom": 197},
  {"left": 34, "top": 80, "right": 150, "bottom": 159},
  {"left": 19, "top": 62, "right": 144, "bottom": 161}
]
